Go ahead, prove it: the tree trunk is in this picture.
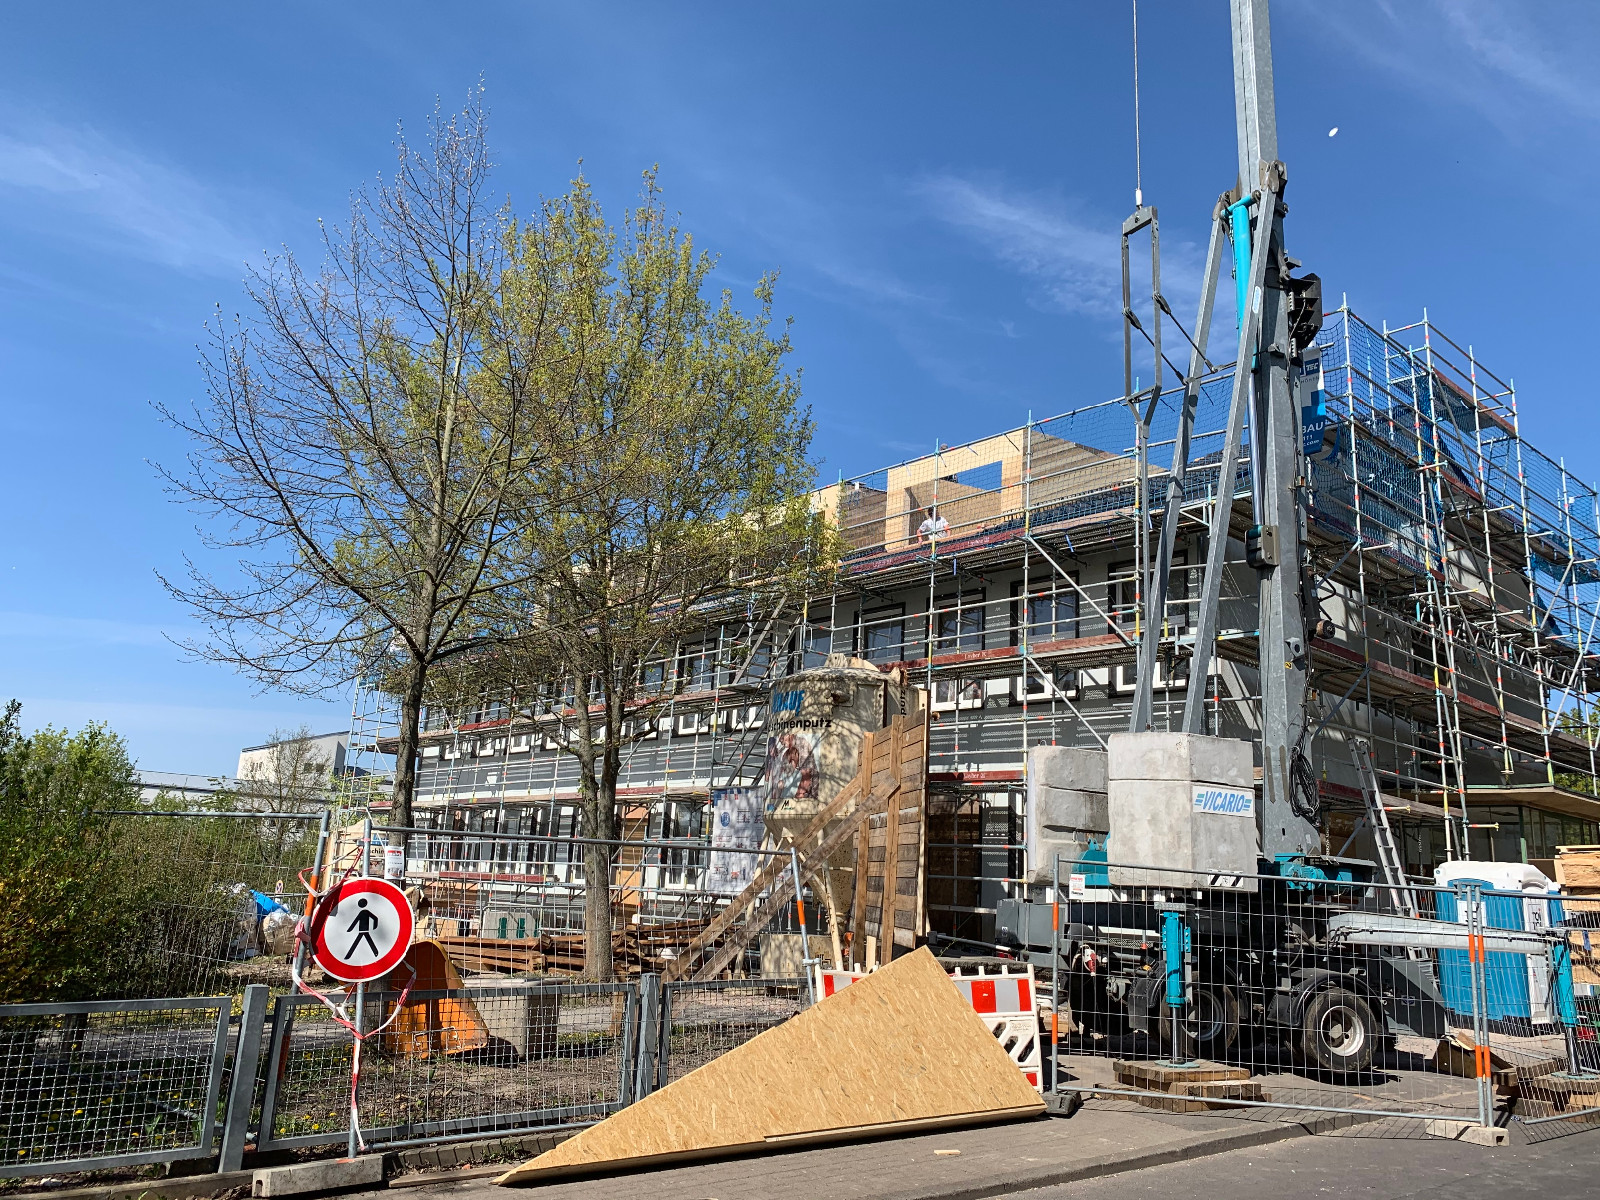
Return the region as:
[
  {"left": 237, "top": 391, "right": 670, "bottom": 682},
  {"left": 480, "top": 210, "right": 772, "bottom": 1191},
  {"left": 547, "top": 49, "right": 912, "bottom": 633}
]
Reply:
[
  {"left": 575, "top": 678, "right": 616, "bottom": 980},
  {"left": 390, "top": 654, "right": 427, "bottom": 857},
  {"left": 581, "top": 838, "right": 614, "bottom": 981},
  {"left": 580, "top": 772, "right": 616, "bottom": 981}
]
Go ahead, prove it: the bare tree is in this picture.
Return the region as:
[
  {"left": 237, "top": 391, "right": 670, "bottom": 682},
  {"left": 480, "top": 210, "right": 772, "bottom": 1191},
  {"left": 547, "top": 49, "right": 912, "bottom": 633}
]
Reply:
[
  {"left": 438, "top": 175, "right": 835, "bottom": 979},
  {"left": 235, "top": 724, "right": 335, "bottom": 813},
  {"left": 158, "top": 96, "right": 561, "bottom": 831}
]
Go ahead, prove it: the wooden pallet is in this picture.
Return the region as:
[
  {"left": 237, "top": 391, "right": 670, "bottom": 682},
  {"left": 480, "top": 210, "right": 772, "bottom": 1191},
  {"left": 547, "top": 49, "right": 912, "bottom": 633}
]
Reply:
[{"left": 1555, "top": 847, "right": 1600, "bottom": 892}]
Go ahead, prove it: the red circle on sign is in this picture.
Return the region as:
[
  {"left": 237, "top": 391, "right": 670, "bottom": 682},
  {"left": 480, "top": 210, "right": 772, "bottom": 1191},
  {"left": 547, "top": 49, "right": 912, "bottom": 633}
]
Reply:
[{"left": 313, "top": 877, "right": 414, "bottom": 982}]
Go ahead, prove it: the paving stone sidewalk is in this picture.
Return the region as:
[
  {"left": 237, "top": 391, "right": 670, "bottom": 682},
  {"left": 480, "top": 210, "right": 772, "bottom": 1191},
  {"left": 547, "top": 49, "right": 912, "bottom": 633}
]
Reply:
[{"left": 379, "top": 1104, "right": 1332, "bottom": 1200}]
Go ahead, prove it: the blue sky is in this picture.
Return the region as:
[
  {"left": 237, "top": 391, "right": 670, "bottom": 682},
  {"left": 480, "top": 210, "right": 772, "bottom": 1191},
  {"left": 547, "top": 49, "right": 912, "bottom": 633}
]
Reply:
[{"left": 3, "top": 1, "right": 1598, "bottom": 775}]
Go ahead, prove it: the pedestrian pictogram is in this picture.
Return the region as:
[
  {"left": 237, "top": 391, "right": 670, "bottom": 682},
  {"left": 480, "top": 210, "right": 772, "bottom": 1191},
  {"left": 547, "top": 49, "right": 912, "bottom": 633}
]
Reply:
[{"left": 313, "top": 877, "right": 414, "bottom": 982}]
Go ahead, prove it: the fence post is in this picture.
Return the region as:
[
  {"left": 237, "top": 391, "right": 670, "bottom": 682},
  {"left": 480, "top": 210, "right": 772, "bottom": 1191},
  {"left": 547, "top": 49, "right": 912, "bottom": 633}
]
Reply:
[
  {"left": 633, "top": 974, "right": 663, "bottom": 1102},
  {"left": 790, "top": 847, "right": 819, "bottom": 1006},
  {"left": 1549, "top": 934, "right": 1586, "bottom": 1076},
  {"left": 349, "top": 816, "right": 372, "bottom": 1160},
  {"left": 616, "top": 983, "right": 641, "bottom": 1108},
  {"left": 1051, "top": 853, "right": 1061, "bottom": 1092},
  {"left": 1463, "top": 882, "right": 1494, "bottom": 1130},
  {"left": 292, "top": 810, "right": 332, "bottom": 988},
  {"left": 219, "top": 985, "right": 271, "bottom": 1173}
]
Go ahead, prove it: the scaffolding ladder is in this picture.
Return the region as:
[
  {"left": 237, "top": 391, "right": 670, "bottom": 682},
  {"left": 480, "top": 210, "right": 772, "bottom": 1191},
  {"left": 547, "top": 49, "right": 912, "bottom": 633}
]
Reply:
[{"left": 1348, "top": 737, "right": 1418, "bottom": 918}]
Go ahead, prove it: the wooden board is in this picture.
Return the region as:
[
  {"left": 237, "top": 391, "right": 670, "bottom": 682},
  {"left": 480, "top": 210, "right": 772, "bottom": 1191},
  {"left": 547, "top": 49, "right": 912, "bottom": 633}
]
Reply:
[
  {"left": 1555, "top": 850, "right": 1600, "bottom": 891},
  {"left": 851, "top": 715, "right": 928, "bottom": 968},
  {"left": 496, "top": 946, "right": 1043, "bottom": 1185}
]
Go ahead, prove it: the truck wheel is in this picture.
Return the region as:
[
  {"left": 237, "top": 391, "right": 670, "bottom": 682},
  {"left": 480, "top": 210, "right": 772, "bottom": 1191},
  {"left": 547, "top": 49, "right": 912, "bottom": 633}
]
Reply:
[
  {"left": 1300, "top": 986, "right": 1377, "bottom": 1076},
  {"left": 1159, "top": 983, "right": 1240, "bottom": 1060}
]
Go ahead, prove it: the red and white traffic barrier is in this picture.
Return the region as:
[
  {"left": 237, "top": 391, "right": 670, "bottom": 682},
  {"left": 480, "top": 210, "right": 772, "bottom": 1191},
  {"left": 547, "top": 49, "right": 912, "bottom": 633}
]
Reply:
[{"left": 814, "top": 961, "right": 1042, "bottom": 1092}]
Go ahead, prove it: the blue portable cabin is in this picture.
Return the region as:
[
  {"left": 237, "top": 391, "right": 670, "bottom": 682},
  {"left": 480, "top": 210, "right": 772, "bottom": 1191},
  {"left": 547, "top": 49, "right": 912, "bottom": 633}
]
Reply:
[{"left": 1433, "top": 861, "right": 1563, "bottom": 1027}]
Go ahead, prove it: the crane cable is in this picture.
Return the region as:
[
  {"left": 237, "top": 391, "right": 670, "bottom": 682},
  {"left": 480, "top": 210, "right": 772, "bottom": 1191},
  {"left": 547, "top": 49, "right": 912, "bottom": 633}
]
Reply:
[{"left": 1131, "top": 0, "right": 1144, "bottom": 208}]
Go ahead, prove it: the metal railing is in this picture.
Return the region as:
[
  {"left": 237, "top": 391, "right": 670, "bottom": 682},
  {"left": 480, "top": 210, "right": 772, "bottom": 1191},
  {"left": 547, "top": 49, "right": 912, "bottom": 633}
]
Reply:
[
  {"left": 256, "top": 981, "right": 639, "bottom": 1153},
  {"left": 0, "top": 997, "right": 232, "bottom": 1178}
]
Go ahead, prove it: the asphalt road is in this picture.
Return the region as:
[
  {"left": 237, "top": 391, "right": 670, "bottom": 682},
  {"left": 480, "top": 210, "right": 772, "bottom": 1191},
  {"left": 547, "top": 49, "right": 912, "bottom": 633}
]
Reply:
[{"left": 1014, "top": 1126, "right": 1600, "bottom": 1199}]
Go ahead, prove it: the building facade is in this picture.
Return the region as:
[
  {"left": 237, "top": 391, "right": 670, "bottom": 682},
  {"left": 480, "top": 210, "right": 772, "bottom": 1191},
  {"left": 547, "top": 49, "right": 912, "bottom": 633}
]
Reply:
[{"left": 366, "top": 307, "right": 1600, "bottom": 942}]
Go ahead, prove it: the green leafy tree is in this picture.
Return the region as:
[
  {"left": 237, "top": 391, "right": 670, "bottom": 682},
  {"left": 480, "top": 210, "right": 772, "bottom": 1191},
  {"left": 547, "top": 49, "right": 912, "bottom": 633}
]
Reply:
[
  {"left": 1555, "top": 707, "right": 1600, "bottom": 797},
  {"left": 0, "top": 701, "right": 139, "bottom": 1002},
  {"left": 449, "top": 174, "right": 834, "bottom": 979}
]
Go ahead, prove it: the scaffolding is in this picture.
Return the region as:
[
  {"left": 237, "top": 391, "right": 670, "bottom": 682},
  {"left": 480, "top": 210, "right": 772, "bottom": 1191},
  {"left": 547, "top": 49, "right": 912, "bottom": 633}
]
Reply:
[
  {"left": 353, "top": 303, "right": 1600, "bottom": 935},
  {"left": 806, "top": 306, "right": 1597, "bottom": 827}
]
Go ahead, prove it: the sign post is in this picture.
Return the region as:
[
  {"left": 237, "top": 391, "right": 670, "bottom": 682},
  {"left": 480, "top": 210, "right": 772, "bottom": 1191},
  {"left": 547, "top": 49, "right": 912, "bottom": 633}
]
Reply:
[{"left": 311, "top": 819, "right": 414, "bottom": 1157}]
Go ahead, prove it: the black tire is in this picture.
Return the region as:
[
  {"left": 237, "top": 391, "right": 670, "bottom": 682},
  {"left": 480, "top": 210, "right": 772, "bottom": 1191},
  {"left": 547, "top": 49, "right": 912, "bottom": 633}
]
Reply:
[
  {"left": 1300, "top": 986, "right": 1377, "bottom": 1076},
  {"left": 1159, "top": 983, "right": 1240, "bottom": 1060}
]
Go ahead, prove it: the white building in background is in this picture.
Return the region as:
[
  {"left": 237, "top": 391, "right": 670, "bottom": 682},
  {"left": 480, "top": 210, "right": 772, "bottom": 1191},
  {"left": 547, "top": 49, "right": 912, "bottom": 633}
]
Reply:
[{"left": 236, "top": 730, "right": 350, "bottom": 782}]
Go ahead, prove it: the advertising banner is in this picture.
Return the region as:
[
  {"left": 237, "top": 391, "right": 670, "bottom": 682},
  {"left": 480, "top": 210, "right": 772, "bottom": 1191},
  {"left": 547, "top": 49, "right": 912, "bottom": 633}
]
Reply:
[{"left": 706, "top": 785, "right": 765, "bottom": 895}]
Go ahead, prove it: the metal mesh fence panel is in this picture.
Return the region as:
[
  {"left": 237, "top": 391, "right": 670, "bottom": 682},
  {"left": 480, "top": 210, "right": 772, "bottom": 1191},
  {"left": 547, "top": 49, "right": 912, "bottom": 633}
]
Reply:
[
  {"left": 0, "top": 998, "right": 230, "bottom": 1178},
  {"left": 103, "top": 812, "right": 324, "bottom": 1000},
  {"left": 1046, "top": 858, "right": 1600, "bottom": 1135},
  {"left": 259, "top": 982, "right": 635, "bottom": 1150},
  {"left": 349, "top": 825, "right": 813, "bottom": 986},
  {"left": 1504, "top": 891, "right": 1600, "bottom": 1139},
  {"left": 658, "top": 978, "right": 808, "bottom": 1087}
]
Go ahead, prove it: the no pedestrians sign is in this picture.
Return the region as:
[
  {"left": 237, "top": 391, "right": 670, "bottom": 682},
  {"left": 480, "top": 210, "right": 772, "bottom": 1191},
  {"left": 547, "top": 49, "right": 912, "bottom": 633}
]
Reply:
[{"left": 313, "top": 877, "right": 414, "bottom": 982}]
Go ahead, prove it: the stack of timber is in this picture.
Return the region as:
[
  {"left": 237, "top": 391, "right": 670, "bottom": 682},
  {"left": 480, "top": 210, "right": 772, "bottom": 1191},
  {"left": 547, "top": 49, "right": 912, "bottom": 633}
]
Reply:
[
  {"left": 1557, "top": 845, "right": 1600, "bottom": 894},
  {"left": 1110, "top": 1061, "right": 1270, "bottom": 1113},
  {"left": 664, "top": 711, "right": 928, "bottom": 983},
  {"left": 1555, "top": 846, "right": 1600, "bottom": 992},
  {"left": 1519, "top": 1073, "right": 1600, "bottom": 1123},
  {"left": 497, "top": 947, "right": 1043, "bottom": 1185},
  {"left": 433, "top": 916, "right": 715, "bottom": 977},
  {"left": 434, "top": 935, "right": 548, "bottom": 975}
]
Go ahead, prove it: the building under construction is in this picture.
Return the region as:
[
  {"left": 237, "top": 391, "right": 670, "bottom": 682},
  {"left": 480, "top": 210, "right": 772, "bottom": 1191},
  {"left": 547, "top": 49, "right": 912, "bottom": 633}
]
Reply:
[{"left": 352, "top": 299, "right": 1600, "bottom": 946}]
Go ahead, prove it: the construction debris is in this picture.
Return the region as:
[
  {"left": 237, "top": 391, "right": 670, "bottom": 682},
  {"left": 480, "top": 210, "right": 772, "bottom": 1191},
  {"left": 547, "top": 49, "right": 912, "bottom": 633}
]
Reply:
[
  {"left": 496, "top": 947, "right": 1044, "bottom": 1185},
  {"left": 1431, "top": 1031, "right": 1559, "bottom": 1095},
  {"left": 1110, "top": 1060, "right": 1269, "bottom": 1113},
  {"left": 1518, "top": 1071, "right": 1600, "bottom": 1124}
]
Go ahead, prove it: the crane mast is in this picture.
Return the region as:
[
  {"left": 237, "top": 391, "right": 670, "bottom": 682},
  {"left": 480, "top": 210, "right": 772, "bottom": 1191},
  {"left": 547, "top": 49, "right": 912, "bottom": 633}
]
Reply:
[{"left": 1231, "top": 0, "right": 1318, "bottom": 857}]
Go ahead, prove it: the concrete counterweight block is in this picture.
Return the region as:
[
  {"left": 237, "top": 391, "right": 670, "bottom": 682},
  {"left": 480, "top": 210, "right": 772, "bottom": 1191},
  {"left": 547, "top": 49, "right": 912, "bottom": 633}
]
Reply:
[
  {"left": 1025, "top": 746, "right": 1108, "bottom": 885},
  {"left": 465, "top": 981, "right": 561, "bottom": 1058},
  {"left": 1104, "top": 733, "right": 1259, "bottom": 891}
]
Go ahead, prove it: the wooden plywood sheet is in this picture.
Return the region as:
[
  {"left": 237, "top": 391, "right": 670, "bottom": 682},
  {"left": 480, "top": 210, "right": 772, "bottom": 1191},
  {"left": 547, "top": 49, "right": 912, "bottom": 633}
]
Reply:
[{"left": 497, "top": 946, "right": 1042, "bottom": 1185}]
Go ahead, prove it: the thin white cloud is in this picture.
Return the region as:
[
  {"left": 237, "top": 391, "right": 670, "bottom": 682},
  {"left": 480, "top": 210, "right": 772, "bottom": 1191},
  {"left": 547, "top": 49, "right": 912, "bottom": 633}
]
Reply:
[
  {"left": 808, "top": 258, "right": 941, "bottom": 309},
  {"left": 0, "top": 116, "right": 263, "bottom": 274},
  {"left": 915, "top": 173, "right": 1123, "bottom": 318},
  {"left": 1434, "top": 1, "right": 1600, "bottom": 122},
  {"left": 1292, "top": 0, "right": 1600, "bottom": 133},
  {"left": 914, "top": 172, "right": 1212, "bottom": 334}
]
